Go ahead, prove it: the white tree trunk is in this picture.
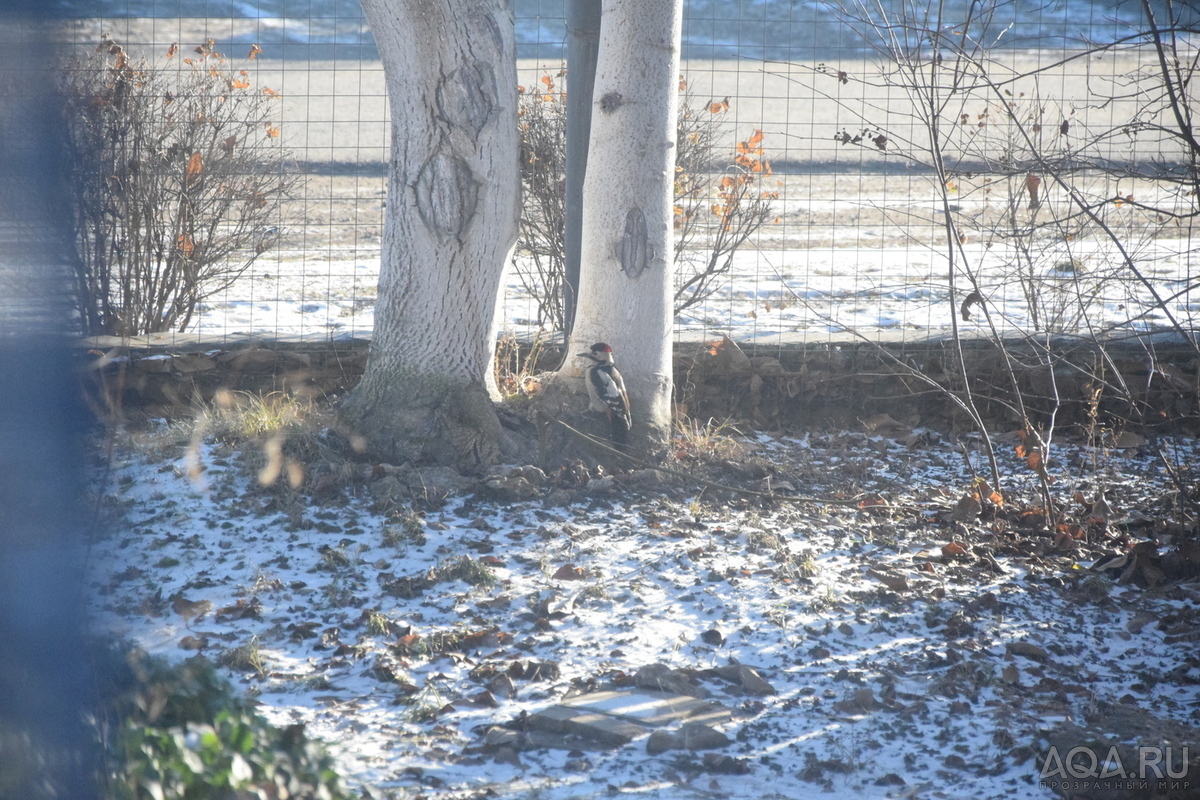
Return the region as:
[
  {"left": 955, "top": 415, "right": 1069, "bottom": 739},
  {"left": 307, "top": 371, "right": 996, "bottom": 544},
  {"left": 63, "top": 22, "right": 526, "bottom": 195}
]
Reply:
[
  {"left": 560, "top": 0, "right": 683, "bottom": 453},
  {"left": 341, "top": 0, "right": 519, "bottom": 470}
]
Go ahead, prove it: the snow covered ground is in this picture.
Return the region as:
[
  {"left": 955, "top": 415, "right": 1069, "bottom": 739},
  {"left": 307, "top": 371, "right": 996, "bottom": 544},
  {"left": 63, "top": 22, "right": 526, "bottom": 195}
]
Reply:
[
  {"left": 186, "top": 172, "right": 1200, "bottom": 347},
  {"left": 86, "top": 423, "right": 1200, "bottom": 799}
]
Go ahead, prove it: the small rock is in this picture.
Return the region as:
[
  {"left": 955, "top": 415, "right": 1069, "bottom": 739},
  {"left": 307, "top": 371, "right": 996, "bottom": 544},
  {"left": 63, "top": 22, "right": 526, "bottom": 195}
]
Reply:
[
  {"left": 700, "top": 628, "right": 725, "bottom": 646},
  {"left": 171, "top": 354, "right": 216, "bottom": 373},
  {"left": 369, "top": 476, "right": 410, "bottom": 506},
  {"left": 221, "top": 347, "right": 279, "bottom": 372},
  {"left": 1005, "top": 641, "right": 1049, "bottom": 661},
  {"left": 491, "top": 745, "right": 521, "bottom": 766},
  {"left": 482, "top": 465, "right": 546, "bottom": 500},
  {"left": 489, "top": 674, "right": 516, "bottom": 699},
  {"left": 749, "top": 356, "right": 784, "bottom": 375},
  {"left": 715, "top": 664, "right": 776, "bottom": 696},
  {"left": 703, "top": 336, "right": 753, "bottom": 375},
  {"left": 542, "top": 489, "right": 575, "bottom": 506},
  {"left": 702, "top": 753, "right": 750, "bottom": 775},
  {"left": 645, "top": 724, "right": 732, "bottom": 756},
  {"left": 1126, "top": 610, "right": 1157, "bottom": 634},
  {"left": 680, "top": 722, "right": 731, "bottom": 750},
  {"left": 647, "top": 729, "right": 681, "bottom": 755},
  {"left": 587, "top": 476, "right": 616, "bottom": 493},
  {"left": 628, "top": 468, "right": 666, "bottom": 486},
  {"left": 635, "top": 663, "right": 709, "bottom": 698},
  {"left": 523, "top": 661, "right": 561, "bottom": 682}
]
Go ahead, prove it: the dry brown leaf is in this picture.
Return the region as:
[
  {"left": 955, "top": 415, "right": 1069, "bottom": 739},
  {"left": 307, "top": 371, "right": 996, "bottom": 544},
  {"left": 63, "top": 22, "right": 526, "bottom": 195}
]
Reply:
[
  {"left": 551, "top": 563, "right": 585, "bottom": 581},
  {"left": 185, "top": 151, "right": 203, "bottom": 184},
  {"left": 942, "top": 540, "right": 968, "bottom": 557}
]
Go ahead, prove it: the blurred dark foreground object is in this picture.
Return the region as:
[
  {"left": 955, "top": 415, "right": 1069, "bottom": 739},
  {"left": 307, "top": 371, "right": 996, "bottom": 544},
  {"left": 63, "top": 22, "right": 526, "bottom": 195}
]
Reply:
[{"left": 0, "top": 2, "right": 97, "bottom": 797}]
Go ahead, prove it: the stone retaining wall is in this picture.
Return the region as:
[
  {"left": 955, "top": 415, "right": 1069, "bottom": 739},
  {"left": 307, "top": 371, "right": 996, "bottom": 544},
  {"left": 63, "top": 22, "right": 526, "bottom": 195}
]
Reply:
[{"left": 80, "top": 333, "right": 1200, "bottom": 433}]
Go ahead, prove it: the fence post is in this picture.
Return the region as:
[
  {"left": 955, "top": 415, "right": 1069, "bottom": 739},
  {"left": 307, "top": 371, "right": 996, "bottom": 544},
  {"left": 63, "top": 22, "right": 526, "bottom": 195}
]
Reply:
[{"left": 563, "top": 0, "right": 602, "bottom": 346}]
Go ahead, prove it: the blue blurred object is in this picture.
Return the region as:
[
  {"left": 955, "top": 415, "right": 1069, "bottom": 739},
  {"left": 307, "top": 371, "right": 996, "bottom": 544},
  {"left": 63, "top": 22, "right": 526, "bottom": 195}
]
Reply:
[{"left": 0, "top": 0, "right": 97, "bottom": 797}]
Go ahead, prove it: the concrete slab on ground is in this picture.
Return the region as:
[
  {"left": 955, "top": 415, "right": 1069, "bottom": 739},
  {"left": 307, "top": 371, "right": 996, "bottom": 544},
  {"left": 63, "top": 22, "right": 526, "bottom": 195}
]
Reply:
[{"left": 528, "top": 689, "right": 733, "bottom": 748}]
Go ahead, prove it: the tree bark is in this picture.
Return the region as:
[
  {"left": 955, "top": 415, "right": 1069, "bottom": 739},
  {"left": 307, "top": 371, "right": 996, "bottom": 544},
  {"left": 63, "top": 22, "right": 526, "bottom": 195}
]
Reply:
[
  {"left": 341, "top": 0, "right": 519, "bottom": 472},
  {"left": 558, "top": 0, "right": 683, "bottom": 457}
]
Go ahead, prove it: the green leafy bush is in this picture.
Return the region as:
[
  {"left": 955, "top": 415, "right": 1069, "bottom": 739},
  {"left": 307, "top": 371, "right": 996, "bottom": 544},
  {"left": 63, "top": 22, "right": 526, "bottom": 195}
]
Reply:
[{"left": 94, "top": 645, "right": 349, "bottom": 800}]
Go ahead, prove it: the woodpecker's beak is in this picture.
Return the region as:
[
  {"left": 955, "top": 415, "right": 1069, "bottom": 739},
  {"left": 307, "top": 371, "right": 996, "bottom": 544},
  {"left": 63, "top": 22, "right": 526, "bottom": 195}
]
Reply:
[{"left": 576, "top": 352, "right": 590, "bottom": 358}]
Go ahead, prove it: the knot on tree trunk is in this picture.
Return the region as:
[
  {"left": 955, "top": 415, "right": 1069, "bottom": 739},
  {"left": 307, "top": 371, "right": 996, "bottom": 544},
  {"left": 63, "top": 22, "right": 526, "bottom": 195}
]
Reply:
[
  {"left": 415, "top": 145, "right": 479, "bottom": 240},
  {"left": 436, "top": 60, "right": 497, "bottom": 136},
  {"left": 620, "top": 206, "right": 650, "bottom": 277}
]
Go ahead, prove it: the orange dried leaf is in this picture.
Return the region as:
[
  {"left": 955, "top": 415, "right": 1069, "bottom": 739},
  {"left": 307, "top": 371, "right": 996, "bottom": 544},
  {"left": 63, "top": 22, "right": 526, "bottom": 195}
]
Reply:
[
  {"left": 166, "top": 42, "right": 178, "bottom": 59},
  {"left": 265, "top": 125, "right": 280, "bottom": 138},
  {"left": 942, "top": 541, "right": 968, "bottom": 557},
  {"left": 176, "top": 233, "right": 195, "bottom": 256},
  {"left": 248, "top": 43, "right": 263, "bottom": 60},
  {"left": 185, "top": 151, "right": 203, "bottom": 182}
]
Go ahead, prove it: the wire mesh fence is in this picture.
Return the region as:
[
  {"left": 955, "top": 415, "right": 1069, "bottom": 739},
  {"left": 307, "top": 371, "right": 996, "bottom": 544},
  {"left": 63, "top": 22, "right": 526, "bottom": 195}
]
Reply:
[{"left": 58, "top": 1, "right": 1199, "bottom": 351}]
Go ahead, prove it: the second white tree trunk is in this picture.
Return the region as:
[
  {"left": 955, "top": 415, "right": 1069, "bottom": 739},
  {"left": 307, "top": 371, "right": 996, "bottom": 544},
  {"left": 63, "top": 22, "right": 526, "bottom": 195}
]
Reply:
[{"left": 564, "top": 0, "right": 683, "bottom": 446}]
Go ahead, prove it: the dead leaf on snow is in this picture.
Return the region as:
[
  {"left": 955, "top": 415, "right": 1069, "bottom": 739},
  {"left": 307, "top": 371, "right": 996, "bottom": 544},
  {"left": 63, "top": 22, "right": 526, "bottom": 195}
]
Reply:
[
  {"left": 552, "top": 563, "right": 586, "bottom": 581},
  {"left": 868, "top": 568, "right": 909, "bottom": 592},
  {"left": 950, "top": 495, "right": 981, "bottom": 522},
  {"left": 941, "top": 540, "right": 968, "bottom": 558}
]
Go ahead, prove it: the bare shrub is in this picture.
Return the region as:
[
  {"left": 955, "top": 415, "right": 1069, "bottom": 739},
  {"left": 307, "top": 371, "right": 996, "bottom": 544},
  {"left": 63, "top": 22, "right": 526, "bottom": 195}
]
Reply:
[
  {"left": 514, "top": 74, "right": 777, "bottom": 330},
  {"left": 777, "top": 0, "right": 1200, "bottom": 505},
  {"left": 60, "top": 37, "right": 300, "bottom": 336}
]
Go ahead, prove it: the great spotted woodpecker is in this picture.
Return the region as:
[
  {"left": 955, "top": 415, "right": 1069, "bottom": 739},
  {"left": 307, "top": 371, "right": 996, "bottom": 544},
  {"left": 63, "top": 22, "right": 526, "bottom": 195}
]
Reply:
[{"left": 577, "top": 342, "right": 632, "bottom": 443}]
